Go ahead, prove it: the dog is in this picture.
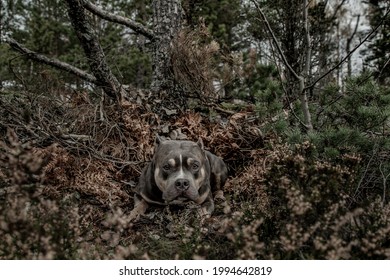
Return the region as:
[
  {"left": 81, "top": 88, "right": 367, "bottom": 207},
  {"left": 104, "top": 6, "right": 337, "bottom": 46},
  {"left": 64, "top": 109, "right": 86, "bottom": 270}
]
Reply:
[{"left": 129, "top": 136, "right": 228, "bottom": 220}]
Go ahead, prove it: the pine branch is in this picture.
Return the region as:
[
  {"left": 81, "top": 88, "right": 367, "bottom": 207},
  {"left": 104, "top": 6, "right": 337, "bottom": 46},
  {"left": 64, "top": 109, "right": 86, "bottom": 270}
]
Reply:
[
  {"left": 5, "top": 37, "right": 97, "bottom": 84},
  {"left": 82, "top": 0, "right": 155, "bottom": 40}
]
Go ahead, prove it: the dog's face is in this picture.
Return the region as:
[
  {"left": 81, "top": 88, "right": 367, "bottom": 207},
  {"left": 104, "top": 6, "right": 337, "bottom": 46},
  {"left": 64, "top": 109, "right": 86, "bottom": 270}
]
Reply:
[
  {"left": 153, "top": 137, "right": 210, "bottom": 203},
  {"left": 132, "top": 135, "right": 229, "bottom": 220}
]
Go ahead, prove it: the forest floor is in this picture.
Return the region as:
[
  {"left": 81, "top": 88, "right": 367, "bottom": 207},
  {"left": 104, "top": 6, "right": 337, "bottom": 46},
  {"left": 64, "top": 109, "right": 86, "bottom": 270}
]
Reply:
[{"left": 1, "top": 90, "right": 390, "bottom": 259}]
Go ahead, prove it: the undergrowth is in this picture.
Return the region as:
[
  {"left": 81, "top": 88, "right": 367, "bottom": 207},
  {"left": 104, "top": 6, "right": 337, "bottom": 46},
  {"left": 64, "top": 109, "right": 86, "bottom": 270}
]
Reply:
[{"left": 1, "top": 73, "right": 390, "bottom": 259}]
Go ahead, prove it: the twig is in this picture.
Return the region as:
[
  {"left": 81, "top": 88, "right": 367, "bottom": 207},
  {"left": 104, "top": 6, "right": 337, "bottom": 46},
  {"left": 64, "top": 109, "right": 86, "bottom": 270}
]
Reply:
[
  {"left": 346, "top": 15, "right": 361, "bottom": 77},
  {"left": 351, "top": 147, "right": 377, "bottom": 206},
  {"left": 61, "top": 134, "right": 91, "bottom": 141},
  {"left": 377, "top": 55, "right": 390, "bottom": 81},
  {"left": 329, "top": 0, "right": 348, "bottom": 23}
]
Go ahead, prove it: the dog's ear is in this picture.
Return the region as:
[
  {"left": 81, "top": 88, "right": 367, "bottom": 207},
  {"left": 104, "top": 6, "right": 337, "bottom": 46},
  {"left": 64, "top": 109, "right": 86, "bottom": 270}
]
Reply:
[
  {"left": 155, "top": 134, "right": 164, "bottom": 148},
  {"left": 154, "top": 134, "right": 165, "bottom": 151},
  {"left": 196, "top": 137, "right": 204, "bottom": 150}
]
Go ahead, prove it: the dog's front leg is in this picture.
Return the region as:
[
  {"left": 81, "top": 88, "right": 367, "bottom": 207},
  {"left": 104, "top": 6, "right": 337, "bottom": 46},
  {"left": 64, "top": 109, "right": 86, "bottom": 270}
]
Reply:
[
  {"left": 198, "top": 193, "right": 215, "bottom": 218},
  {"left": 129, "top": 194, "right": 149, "bottom": 221}
]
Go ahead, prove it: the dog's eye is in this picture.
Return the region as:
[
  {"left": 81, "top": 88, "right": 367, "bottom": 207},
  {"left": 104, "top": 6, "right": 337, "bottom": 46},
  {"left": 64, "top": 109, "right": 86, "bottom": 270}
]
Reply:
[
  {"left": 192, "top": 162, "right": 200, "bottom": 171},
  {"left": 162, "top": 164, "right": 170, "bottom": 171}
]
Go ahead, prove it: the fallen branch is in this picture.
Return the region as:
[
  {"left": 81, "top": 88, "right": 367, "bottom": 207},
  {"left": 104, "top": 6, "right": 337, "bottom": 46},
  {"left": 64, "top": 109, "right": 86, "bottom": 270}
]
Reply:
[{"left": 5, "top": 38, "right": 97, "bottom": 84}]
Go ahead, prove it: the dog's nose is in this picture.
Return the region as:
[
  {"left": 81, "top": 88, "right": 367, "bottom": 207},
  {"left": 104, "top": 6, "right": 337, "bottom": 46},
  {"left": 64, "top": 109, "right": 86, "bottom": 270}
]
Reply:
[{"left": 175, "top": 179, "right": 190, "bottom": 190}]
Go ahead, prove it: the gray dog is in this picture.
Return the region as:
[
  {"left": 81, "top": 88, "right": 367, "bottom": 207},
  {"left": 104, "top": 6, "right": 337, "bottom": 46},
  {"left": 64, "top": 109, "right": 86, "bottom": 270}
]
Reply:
[{"left": 129, "top": 136, "right": 228, "bottom": 220}]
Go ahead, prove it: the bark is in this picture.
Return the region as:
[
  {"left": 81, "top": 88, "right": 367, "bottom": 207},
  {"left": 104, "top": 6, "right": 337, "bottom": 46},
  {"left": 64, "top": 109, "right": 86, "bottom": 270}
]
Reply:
[
  {"left": 151, "top": 0, "right": 182, "bottom": 93},
  {"left": 65, "top": 0, "right": 123, "bottom": 101}
]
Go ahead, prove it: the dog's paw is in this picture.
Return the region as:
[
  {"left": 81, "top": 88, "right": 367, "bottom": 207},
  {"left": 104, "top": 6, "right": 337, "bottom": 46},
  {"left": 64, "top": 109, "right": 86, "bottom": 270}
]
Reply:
[
  {"left": 129, "top": 199, "right": 149, "bottom": 222},
  {"left": 214, "top": 191, "right": 231, "bottom": 214},
  {"left": 214, "top": 190, "right": 226, "bottom": 201}
]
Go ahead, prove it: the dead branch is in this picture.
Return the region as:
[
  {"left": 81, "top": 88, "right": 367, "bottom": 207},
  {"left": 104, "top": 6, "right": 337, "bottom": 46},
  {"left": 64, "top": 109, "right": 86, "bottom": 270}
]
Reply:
[
  {"left": 5, "top": 38, "right": 97, "bottom": 84},
  {"left": 328, "top": 0, "right": 348, "bottom": 23},
  {"left": 82, "top": 0, "right": 154, "bottom": 40}
]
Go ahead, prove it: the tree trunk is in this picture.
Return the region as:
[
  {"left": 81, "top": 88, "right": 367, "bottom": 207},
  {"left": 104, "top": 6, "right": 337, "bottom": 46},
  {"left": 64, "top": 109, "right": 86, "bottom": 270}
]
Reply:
[
  {"left": 346, "top": 15, "right": 360, "bottom": 78},
  {"left": 301, "top": 0, "right": 313, "bottom": 131},
  {"left": 65, "top": 0, "right": 123, "bottom": 101},
  {"left": 151, "top": 0, "right": 182, "bottom": 94}
]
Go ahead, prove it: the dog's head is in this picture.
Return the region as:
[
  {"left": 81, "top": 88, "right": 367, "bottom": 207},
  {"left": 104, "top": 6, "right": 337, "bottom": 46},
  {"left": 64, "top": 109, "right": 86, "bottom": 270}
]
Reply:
[{"left": 152, "top": 136, "right": 210, "bottom": 203}]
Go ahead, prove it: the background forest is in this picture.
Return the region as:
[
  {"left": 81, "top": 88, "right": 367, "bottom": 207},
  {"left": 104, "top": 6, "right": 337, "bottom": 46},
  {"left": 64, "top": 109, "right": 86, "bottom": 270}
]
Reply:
[{"left": 0, "top": 0, "right": 390, "bottom": 259}]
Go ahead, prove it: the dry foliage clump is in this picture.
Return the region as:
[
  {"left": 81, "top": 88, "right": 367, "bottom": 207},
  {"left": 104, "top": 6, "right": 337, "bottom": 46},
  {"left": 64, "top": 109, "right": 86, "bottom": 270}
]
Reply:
[
  {"left": 170, "top": 23, "right": 243, "bottom": 104},
  {"left": 172, "top": 111, "right": 264, "bottom": 170},
  {"left": 171, "top": 24, "right": 220, "bottom": 99}
]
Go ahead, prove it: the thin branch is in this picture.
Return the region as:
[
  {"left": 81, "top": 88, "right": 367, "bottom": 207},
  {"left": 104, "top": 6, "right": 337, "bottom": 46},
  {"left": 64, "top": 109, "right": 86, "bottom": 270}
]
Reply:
[
  {"left": 82, "top": 0, "right": 155, "bottom": 40},
  {"left": 379, "top": 161, "right": 390, "bottom": 207},
  {"left": 306, "top": 8, "right": 390, "bottom": 90},
  {"left": 5, "top": 37, "right": 97, "bottom": 84},
  {"left": 328, "top": 0, "right": 348, "bottom": 23},
  {"left": 346, "top": 15, "right": 360, "bottom": 77},
  {"left": 251, "top": 0, "right": 300, "bottom": 81},
  {"left": 351, "top": 146, "right": 377, "bottom": 206},
  {"left": 351, "top": 15, "right": 361, "bottom": 40},
  {"left": 377, "top": 54, "right": 390, "bottom": 80}
]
